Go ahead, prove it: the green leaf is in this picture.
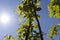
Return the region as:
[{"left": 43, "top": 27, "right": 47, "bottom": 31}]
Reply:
[
  {"left": 19, "top": 15, "right": 23, "bottom": 22},
  {"left": 49, "top": 13, "right": 54, "bottom": 18}
]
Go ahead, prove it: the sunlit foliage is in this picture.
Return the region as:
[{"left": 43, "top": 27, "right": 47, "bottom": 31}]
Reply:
[
  {"left": 2, "top": 0, "right": 60, "bottom": 40},
  {"left": 15, "top": 0, "right": 41, "bottom": 40},
  {"left": 47, "top": 24, "right": 60, "bottom": 38},
  {"left": 48, "top": 0, "right": 60, "bottom": 18},
  {"left": 16, "top": 0, "right": 41, "bottom": 20},
  {"left": 47, "top": 0, "right": 60, "bottom": 39},
  {"left": 2, "top": 35, "right": 16, "bottom": 40}
]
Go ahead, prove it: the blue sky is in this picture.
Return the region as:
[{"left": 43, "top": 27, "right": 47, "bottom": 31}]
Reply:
[{"left": 0, "top": 0, "right": 60, "bottom": 40}]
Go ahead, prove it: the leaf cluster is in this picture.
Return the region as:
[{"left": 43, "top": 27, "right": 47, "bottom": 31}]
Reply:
[
  {"left": 48, "top": 0, "right": 60, "bottom": 18},
  {"left": 47, "top": 24, "right": 60, "bottom": 38},
  {"left": 2, "top": 35, "right": 16, "bottom": 40}
]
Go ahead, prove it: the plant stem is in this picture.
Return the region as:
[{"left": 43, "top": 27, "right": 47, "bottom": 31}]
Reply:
[
  {"left": 25, "top": 14, "right": 32, "bottom": 40},
  {"left": 35, "top": 11, "right": 43, "bottom": 40}
]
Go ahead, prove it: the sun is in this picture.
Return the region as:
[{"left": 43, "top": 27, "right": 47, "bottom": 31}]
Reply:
[{"left": 0, "top": 14, "right": 10, "bottom": 24}]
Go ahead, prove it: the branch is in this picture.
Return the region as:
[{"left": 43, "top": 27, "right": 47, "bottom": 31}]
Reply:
[
  {"left": 34, "top": 11, "right": 44, "bottom": 40},
  {"left": 25, "top": 15, "right": 32, "bottom": 40}
]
